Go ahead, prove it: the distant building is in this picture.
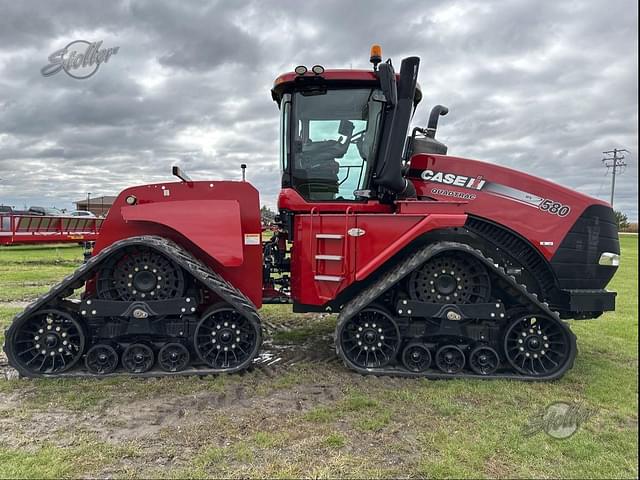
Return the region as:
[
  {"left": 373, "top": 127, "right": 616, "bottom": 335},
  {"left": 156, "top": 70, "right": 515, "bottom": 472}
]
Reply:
[{"left": 74, "top": 196, "right": 117, "bottom": 217}]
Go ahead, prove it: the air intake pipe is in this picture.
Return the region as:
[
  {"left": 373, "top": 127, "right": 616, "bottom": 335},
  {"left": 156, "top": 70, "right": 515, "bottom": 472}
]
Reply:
[
  {"left": 426, "top": 105, "right": 449, "bottom": 138},
  {"left": 375, "top": 56, "right": 420, "bottom": 195}
]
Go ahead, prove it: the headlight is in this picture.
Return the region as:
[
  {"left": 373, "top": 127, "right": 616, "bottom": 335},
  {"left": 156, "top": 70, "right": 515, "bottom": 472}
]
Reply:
[{"left": 598, "top": 252, "right": 620, "bottom": 266}]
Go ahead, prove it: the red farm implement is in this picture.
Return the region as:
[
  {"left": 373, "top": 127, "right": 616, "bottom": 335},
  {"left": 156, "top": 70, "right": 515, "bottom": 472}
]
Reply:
[{"left": 0, "top": 213, "right": 102, "bottom": 246}]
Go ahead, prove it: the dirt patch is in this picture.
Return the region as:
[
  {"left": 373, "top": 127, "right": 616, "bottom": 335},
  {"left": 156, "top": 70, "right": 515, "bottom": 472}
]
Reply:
[
  {"left": 0, "top": 378, "right": 343, "bottom": 446},
  {"left": 92, "top": 382, "right": 342, "bottom": 442},
  {"left": 0, "top": 327, "right": 345, "bottom": 440},
  {"left": 0, "top": 352, "right": 19, "bottom": 381},
  {"left": 0, "top": 301, "right": 30, "bottom": 309}
]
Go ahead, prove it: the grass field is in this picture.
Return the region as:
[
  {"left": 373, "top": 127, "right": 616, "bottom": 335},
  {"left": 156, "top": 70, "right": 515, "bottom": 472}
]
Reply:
[{"left": 0, "top": 238, "right": 637, "bottom": 478}]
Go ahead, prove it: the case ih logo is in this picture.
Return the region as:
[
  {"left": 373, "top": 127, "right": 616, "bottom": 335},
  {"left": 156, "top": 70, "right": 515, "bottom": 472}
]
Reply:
[
  {"left": 41, "top": 40, "right": 120, "bottom": 79},
  {"left": 421, "top": 169, "right": 486, "bottom": 190}
]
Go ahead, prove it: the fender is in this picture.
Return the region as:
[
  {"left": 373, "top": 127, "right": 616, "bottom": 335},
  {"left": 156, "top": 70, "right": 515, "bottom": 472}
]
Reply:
[
  {"left": 92, "top": 180, "right": 263, "bottom": 307},
  {"left": 121, "top": 200, "right": 244, "bottom": 266}
]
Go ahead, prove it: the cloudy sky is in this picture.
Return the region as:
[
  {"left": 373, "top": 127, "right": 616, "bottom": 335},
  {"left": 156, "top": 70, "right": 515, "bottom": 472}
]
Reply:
[{"left": 0, "top": 0, "right": 637, "bottom": 219}]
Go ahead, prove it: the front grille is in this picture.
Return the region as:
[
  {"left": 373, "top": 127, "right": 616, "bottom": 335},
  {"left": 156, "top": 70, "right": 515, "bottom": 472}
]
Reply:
[{"left": 550, "top": 205, "right": 619, "bottom": 289}]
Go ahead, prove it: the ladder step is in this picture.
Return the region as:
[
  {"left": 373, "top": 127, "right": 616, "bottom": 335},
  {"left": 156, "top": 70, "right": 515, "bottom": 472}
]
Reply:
[
  {"left": 315, "top": 254, "right": 343, "bottom": 261},
  {"left": 314, "top": 275, "right": 343, "bottom": 282},
  {"left": 316, "top": 234, "right": 343, "bottom": 239}
]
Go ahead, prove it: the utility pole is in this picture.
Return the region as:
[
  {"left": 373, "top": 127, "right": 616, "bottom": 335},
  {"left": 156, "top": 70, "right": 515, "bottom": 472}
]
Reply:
[{"left": 602, "top": 149, "right": 628, "bottom": 207}]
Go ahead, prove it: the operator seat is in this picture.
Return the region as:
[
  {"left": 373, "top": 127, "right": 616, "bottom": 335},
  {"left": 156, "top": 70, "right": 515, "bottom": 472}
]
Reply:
[{"left": 296, "top": 120, "right": 355, "bottom": 200}]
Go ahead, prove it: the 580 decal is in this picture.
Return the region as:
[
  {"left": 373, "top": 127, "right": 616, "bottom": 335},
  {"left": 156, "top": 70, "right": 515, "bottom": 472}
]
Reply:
[{"left": 538, "top": 199, "right": 571, "bottom": 217}]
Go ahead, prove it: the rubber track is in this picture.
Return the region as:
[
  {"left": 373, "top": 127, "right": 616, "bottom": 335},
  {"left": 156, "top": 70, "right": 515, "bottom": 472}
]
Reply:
[
  {"left": 335, "top": 241, "right": 577, "bottom": 381},
  {"left": 3, "top": 235, "right": 262, "bottom": 378}
]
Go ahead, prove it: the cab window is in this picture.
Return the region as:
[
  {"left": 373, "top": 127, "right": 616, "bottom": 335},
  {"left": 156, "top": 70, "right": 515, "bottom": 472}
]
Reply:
[{"left": 289, "top": 88, "right": 383, "bottom": 201}]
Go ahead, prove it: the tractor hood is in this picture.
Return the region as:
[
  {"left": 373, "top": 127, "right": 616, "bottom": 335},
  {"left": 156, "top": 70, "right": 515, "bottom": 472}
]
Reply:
[{"left": 406, "top": 153, "right": 614, "bottom": 262}]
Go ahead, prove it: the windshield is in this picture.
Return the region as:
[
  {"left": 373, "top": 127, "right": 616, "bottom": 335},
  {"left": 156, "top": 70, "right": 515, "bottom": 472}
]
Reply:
[{"left": 289, "top": 88, "right": 384, "bottom": 201}]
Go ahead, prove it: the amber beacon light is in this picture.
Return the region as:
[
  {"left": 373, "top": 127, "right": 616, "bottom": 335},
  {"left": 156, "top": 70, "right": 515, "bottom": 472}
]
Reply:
[{"left": 370, "top": 44, "right": 382, "bottom": 70}]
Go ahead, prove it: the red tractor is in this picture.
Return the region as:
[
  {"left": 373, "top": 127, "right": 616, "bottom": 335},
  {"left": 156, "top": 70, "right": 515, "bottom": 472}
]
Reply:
[{"left": 4, "top": 46, "right": 619, "bottom": 380}]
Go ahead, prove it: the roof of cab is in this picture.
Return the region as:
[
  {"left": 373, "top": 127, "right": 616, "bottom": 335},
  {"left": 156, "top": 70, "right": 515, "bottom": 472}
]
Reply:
[
  {"left": 271, "top": 69, "right": 422, "bottom": 105},
  {"left": 274, "top": 69, "right": 379, "bottom": 86}
]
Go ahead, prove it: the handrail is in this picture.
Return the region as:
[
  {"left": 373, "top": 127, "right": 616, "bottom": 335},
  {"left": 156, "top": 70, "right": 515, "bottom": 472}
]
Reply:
[
  {"left": 309, "top": 207, "right": 319, "bottom": 274},
  {"left": 342, "top": 207, "right": 354, "bottom": 276}
]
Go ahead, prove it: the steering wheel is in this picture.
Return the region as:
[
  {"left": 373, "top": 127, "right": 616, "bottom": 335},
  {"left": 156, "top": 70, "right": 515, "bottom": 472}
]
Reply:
[
  {"left": 300, "top": 120, "right": 357, "bottom": 179},
  {"left": 351, "top": 129, "right": 366, "bottom": 141}
]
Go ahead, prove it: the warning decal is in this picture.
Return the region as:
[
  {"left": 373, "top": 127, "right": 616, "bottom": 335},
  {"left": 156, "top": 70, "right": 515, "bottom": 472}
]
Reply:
[{"left": 244, "top": 233, "right": 261, "bottom": 245}]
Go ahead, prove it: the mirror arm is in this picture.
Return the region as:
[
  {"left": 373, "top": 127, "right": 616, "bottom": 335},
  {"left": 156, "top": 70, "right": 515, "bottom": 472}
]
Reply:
[{"left": 172, "top": 166, "right": 194, "bottom": 186}]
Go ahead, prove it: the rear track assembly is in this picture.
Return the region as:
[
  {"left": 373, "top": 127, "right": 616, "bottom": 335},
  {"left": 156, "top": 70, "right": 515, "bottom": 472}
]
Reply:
[{"left": 3, "top": 236, "right": 262, "bottom": 378}]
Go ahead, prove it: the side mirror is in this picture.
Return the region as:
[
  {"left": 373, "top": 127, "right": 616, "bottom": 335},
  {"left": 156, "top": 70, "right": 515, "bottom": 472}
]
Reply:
[{"left": 377, "top": 62, "right": 397, "bottom": 107}]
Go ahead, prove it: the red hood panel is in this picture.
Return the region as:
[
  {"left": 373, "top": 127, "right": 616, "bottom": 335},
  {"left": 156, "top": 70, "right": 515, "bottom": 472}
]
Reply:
[{"left": 407, "top": 154, "right": 610, "bottom": 259}]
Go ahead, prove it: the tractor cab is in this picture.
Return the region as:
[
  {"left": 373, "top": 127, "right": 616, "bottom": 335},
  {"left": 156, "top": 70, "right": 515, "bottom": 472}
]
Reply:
[{"left": 271, "top": 46, "right": 427, "bottom": 206}]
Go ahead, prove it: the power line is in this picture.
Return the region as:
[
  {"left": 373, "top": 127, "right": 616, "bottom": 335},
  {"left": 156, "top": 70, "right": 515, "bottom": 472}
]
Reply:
[{"left": 602, "top": 148, "right": 628, "bottom": 207}]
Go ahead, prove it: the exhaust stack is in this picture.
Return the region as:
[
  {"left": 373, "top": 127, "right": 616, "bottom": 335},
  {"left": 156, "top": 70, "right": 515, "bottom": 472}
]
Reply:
[{"left": 374, "top": 56, "right": 420, "bottom": 197}]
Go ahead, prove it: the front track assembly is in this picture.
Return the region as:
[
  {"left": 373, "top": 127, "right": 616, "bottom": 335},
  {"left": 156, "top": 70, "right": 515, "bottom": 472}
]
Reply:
[
  {"left": 3, "top": 236, "right": 262, "bottom": 378},
  {"left": 335, "top": 242, "right": 577, "bottom": 381}
]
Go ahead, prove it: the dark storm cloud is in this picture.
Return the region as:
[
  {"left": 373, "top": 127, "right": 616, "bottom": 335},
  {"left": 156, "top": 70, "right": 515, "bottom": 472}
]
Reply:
[
  {"left": 0, "top": 0, "right": 637, "bottom": 221},
  {"left": 130, "top": 1, "right": 262, "bottom": 71}
]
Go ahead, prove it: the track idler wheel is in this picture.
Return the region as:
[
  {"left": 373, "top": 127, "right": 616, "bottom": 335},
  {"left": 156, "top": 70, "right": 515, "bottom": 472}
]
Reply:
[
  {"left": 5, "top": 309, "right": 85, "bottom": 376},
  {"left": 435, "top": 345, "right": 466, "bottom": 374},
  {"left": 503, "top": 314, "right": 576, "bottom": 378},
  {"left": 158, "top": 343, "right": 190, "bottom": 372},
  {"left": 468, "top": 345, "right": 500, "bottom": 375},
  {"left": 122, "top": 343, "right": 155, "bottom": 374},
  {"left": 85, "top": 344, "right": 119, "bottom": 375},
  {"left": 337, "top": 307, "right": 401, "bottom": 369},
  {"left": 193, "top": 305, "right": 261, "bottom": 373},
  {"left": 401, "top": 342, "right": 432, "bottom": 372},
  {"left": 96, "top": 246, "right": 185, "bottom": 301},
  {"left": 408, "top": 252, "right": 491, "bottom": 304}
]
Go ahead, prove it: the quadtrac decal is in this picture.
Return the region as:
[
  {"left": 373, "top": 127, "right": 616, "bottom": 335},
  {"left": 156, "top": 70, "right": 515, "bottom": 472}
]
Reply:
[
  {"left": 418, "top": 169, "right": 571, "bottom": 216},
  {"left": 430, "top": 187, "right": 477, "bottom": 200}
]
